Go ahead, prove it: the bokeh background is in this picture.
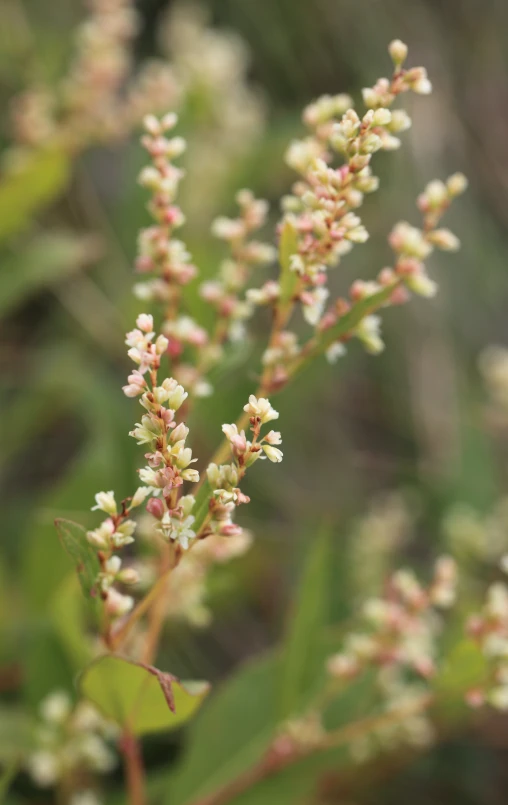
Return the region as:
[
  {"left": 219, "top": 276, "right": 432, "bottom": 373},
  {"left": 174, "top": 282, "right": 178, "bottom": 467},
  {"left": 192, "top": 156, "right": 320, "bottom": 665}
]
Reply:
[{"left": 2, "top": 0, "right": 508, "bottom": 802}]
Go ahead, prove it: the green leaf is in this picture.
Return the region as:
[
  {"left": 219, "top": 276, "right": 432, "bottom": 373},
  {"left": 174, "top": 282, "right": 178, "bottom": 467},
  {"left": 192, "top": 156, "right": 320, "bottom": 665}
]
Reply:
[
  {"left": 166, "top": 650, "right": 375, "bottom": 805},
  {"left": 0, "top": 148, "right": 70, "bottom": 243},
  {"left": 278, "top": 218, "right": 299, "bottom": 307},
  {"left": 279, "top": 526, "right": 331, "bottom": 719},
  {"left": 79, "top": 655, "right": 210, "bottom": 736},
  {"left": 55, "top": 518, "right": 100, "bottom": 599},
  {"left": 50, "top": 574, "right": 94, "bottom": 669},
  {"left": 23, "top": 621, "right": 77, "bottom": 710},
  {"left": 0, "top": 232, "right": 94, "bottom": 318},
  {"left": 168, "top": 652, "right": 279, "bottom": 805}
]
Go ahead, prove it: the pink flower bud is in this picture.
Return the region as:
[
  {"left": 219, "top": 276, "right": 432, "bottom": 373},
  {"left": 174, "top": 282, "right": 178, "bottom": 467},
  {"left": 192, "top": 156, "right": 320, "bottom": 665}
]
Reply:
[
  {"left": 220, "top": 523, "right": 243, "bottom": 537},
  {"left": 135, "top": 256, "right": 154, "bottom": 273},
  {"left": 146, "top": 497, "right": 165, "bottom": 519}
]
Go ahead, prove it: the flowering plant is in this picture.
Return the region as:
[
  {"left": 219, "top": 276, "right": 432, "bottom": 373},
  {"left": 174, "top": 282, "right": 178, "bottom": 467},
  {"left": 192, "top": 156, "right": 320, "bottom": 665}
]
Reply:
[{"left": 4, "top": 20, "right": 506, "bottom": 805}]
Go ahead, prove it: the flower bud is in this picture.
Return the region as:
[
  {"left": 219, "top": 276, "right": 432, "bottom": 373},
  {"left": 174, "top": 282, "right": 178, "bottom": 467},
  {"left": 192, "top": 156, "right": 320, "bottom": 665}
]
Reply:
[
  {"left": 105, "top": 589, "right": 134, "bottom": 617},
  {"left": 91, "top": 491, "right": 117, "bottom": 516},
  {"left": 130, "top": 486, "right": 151, "bottom": 508},
  {"left": 372, "top": 108, "right": 392, "bottom": 126},
  {"left": 427, "top": 228, "right": 460, "bottom": 251},
  {"left": 146, "top": 497, "right": 165, "bottom": 519},
  {"left": 136, "top": 313, "right": 153, "bottom": 333},
  {"left": 388, "top": 39, "right": 408, "bottom": 66},
  {"left": 118, "top": 567, "right": 140, "bottom": 585},
  {"left": 143, "top": 114, "right": 161, "bottom": 136},
  {"left": 263, "top": 445, "right": 283, "bottom": 463},
  {"left": 447, "top": 172, "right": 468, "bottom": 196}
]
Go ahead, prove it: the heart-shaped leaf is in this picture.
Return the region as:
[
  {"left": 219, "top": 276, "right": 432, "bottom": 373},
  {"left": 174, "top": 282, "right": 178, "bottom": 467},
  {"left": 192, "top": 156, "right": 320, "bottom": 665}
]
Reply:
[{"left": 79, "top": 655, "right": 210, "bottom": 736}]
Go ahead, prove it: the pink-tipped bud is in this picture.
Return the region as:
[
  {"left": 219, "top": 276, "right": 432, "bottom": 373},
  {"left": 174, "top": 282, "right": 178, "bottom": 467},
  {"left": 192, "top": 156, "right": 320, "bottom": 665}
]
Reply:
[
  {"left": 220, "top": 523, "right": 243, "bottom": 537},
  {"left": 146, "top": 497, "right": 165, "bottom": 519}
]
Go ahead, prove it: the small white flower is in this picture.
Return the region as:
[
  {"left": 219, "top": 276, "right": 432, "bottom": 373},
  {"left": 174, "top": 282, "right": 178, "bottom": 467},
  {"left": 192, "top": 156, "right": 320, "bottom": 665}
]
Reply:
[
  {"left": 27, "top": 750, "right": 60, "bottom": 787},
  {"left": 139, "top": 467, "right": 158, "bottom": 486},
  {"left": 372, "top": 107, "right": 392, "bottom": 126},
  {"left": 136, "top": 313, "right": 154, "bottom": 333},
  {"left": 413, "top": 77, "right": 432, "bottom": 95},
  {"left": 105, "top": 588, "right": 134, "bottom": 618},
  {"left": 111, "top": 519, "right": 136, "bottom": 548},
  {"left": 264, "top": 430, "right": 282, "bottom": 445},
  {"left": 91, "top": 491, "right": 117, "bottom": 516},
  {"left": 87, "top": 519, "right": 115, "bottom": 549},
  {"left": 355, "top": 315, "right": 384, "bottom": 355},
  {"left": 130, "top": 486, "right": 152, "bottom": 508},
  {"left": 40, "top": 690, "right": 71, "bottom": 724},
  {"left": 427, "top": 228, "right": 460, "bottom": 252},
  {"left": 243, "top": 395, "right": 279, "bottom": 424},
  {"left": 104, "top": 556, "right": 121, "bottom": 576},
  {"left": 302, "top": 287, "right": 329, "bottom": 326},
  {"left": 161, "top": 378, "right": 188, "bottom": 410},
  {"left": 155, "top": 334, "right": 169, "bottom": 355},
  {"left": 326, "top": 342, "right": 347, "bottom": 364},
  {"left": 262, "top": 445, "right": 283, "bottom": 463}
]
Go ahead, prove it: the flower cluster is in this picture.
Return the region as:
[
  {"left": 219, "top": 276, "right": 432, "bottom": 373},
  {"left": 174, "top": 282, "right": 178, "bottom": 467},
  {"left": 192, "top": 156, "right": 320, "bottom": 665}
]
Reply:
[
  {"left": 158, "top": 1, "right": 265, "bottom": 225},
  {"left": 466, "top": 565, "right": 508, "bottom": 711},
  {"left": 349, "top": 671, "right": 435, "bottom": 763},
  {"left": 86, "top": 311, "right": 202, "bottom": 622},
  {"left": 125, "top": 316, "right": 201, "bottom": 549},
  {"left": 281, "top": 42, "right": 428, "bottom": 293},
  {"left": 10, "top": 0, "right": 177, "bottom": 151},
  {"left": 25, "top": 691, "right": 116, "bottom": 791},
  {"left": 86, "top": 304, "right": 286, "bottom": 634},
  {"left": 203, "top": 189, "right": 276, "bottom": 343},
  {"left": 135, "top": 114, "right": 220, "bottom": 399},
  {"left": 46, "top": 36, "right": 479, "bottom": 804},
  {"left": 204, "top": 396, "right": 283, "bottom": 538},
  {"left": 327, "top": 558, "right": 457, "bottom": 683},
  {"left": 443, "top": 498, "right": 508, "bottom": 564},
  {"left": 134, "top": 113, "right": 277, "bottom": 400},
  {"left": 135, "top": 114, "right": 195, "bottom": 298},
  {"left": 227, "top": 41, "right": 467, "bottom": 395},
  {"left": 348, "top": 492, "right": 412, "bottom": 602},
  {"left": 86, "top": 488, "right": 144, "bottom": 619}
]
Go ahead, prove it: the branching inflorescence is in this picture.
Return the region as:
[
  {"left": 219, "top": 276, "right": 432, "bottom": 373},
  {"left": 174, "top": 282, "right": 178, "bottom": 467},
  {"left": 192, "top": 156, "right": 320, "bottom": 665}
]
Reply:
[
  {"left": 45, "top": 36, "right": 491, "bottom": 805},
  {"left": 80, "top": 37, "right": 469, "bottom": 655}
]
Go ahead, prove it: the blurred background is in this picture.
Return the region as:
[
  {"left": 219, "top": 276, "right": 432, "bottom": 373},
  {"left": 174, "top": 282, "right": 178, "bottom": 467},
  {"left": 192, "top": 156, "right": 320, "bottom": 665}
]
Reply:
[{"left": 2, "top": 0, "right": 508, "bottom": 803}]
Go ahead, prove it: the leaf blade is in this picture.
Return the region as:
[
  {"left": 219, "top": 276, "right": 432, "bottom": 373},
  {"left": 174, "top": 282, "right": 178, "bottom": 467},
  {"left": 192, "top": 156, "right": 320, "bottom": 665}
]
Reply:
[
  {"left": 80, "top": 655, "right": 210, "bottom": 736},
  {"left": 279, "top": 526, "right": 331, "bottom": 719},
  {"left": 55, "top": 518, "right": 100, "bottom": 599}
]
